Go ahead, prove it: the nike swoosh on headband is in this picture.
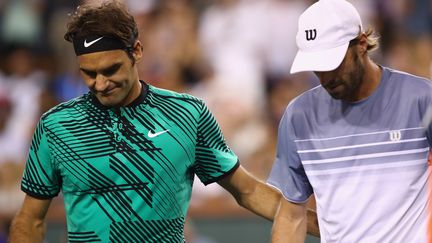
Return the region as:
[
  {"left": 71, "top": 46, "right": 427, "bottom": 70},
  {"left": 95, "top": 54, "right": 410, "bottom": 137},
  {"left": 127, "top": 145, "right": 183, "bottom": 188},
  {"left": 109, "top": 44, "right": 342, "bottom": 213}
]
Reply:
[{"left": 84, "top": 37, "right": 104, "bottom": 48}]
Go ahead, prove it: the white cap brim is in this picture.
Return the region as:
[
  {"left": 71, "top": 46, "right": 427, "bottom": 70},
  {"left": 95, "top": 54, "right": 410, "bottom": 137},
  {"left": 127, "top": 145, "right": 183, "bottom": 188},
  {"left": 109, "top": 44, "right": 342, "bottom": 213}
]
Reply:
[{"left": 290, "top": 42, "right": 349, "bottom": 74}]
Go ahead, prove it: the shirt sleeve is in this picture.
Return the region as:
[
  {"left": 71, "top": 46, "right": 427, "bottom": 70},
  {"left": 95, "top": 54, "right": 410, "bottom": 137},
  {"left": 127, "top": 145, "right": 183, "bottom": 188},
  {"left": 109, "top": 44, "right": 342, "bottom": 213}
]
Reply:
[
  {"left": 267, "top": 109, "right": 313, "bottom": 203},
  {"left": 193, "top": 101, "right": 239, "bottom": 185},
  {"left": 420, "top": 80, "right": 432, "bottom": 146},
  {"left": 21, "top": 118, "right": 61, "bottom": 199}
]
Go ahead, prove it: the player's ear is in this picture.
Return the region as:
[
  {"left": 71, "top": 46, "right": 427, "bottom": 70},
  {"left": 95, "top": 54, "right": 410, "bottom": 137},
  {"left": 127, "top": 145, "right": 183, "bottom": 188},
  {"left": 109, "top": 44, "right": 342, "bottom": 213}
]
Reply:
[
  {"left": 132, "top": 40, "right": 143, "bottom": 63},
  {"left": 357, "top": 33, "right": 368, "bottom": 56}
]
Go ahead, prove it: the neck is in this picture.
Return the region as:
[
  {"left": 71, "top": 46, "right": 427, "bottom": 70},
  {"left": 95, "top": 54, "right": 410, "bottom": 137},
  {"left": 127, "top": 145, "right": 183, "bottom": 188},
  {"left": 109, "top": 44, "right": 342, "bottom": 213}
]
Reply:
[
  {"left": 356, "top": 57, "right": 382, "bottom": 101},
  {"left": 123, "top": 79, "right": 142, "bottom": 106}
]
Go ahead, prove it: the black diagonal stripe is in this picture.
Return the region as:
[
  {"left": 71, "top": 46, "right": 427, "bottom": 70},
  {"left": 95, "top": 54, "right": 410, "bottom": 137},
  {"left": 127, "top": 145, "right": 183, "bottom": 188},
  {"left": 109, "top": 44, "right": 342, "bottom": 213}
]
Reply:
[
  {"left": 87, "top": 164, "right": 116, "bottom": 188},
  {"left": 125, "top": 107, "right": 155, "bottom": 132},
  {"left": 126, "top": 106, "right": 197, "bottom": 175},
  {"left": 99, "top": 193, "right": 130, "bottom": 221},
  {"left": 78, "top": 183, "right": 148, "bottom": 194},
  {"left": 197, "top": 106, "right": 230, "bottom": 152},
  {"left": 109, "top": 159, "right": 153, "bottom": 206},
  {"left": 68, "top": 231, "right": 97, "bottom": 235},
  {"left": 152, "top": 101, "right": 195, "bottom": 140},
  {"left": 24, "top": 157, "right": 53, "bottom": 195},
  {"left": 46, "top": 129, "right": 107, "bottom": 187},
  {"left": 68, "top": 231, "right": 101, "bottom": 242},
  {"left": 118, "top": 221, "right": 143, "bottom": 242},
  {"left": 156, "top": 95, "right": 197, "bottom": 125},
  {"left": 66, "top": 136, "right": 111, "bottom": 146},
  {"left": 85, "top": 169, "right": 143, "bottom": 221},
  {"left": 109, "top": 218, "right": 185, "bottom": 243},
  {"left": 92, "top": 196, "right": 115, "bottom": 221},
  {"left": 118, "top": 152, "right": 182, "bottom": 217},
  {"left": 31, "top": 121, "right": 44, "bottom": 152},
  {"left": 127, "top": 140, "right": 178, "bottom": 179},
  {"left": 69, "top": 240, "right": 101, "bottom": 243},
  {"left": 87, "top": 182, "right": 135, "bottom": 221},
  {"left": 110, "top": 222, "right": 138, "bottom": 243},
  {"left": 113, "top": 149, "right": 155, "bottom": 182},
  {"left": 129, "top": 108, "right": 196, "bottom": 162},
  {"left": 147, "top": 95, "right": 195, "bottom": 141},
  {"left": 50, "top": 150, "right": 90, "bottom": 190},
  {"left": 31, "top": 136, "right": 56, "bottom": 184},
  {"left": 121, "top": 151, "right": 181, "bottom": 212}
]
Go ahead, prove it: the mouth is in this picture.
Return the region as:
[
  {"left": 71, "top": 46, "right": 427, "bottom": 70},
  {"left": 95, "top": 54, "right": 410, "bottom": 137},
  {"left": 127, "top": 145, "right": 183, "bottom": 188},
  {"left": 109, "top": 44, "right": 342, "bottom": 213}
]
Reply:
[
  {"left": 99, "top": 87, "right": 119, "bottom": 96},
  {"left": 324, "top": 80, "right": 343, "bottom": 90},
  {"left": 324, "top": 83, "right": 345, "bottom": 95}
]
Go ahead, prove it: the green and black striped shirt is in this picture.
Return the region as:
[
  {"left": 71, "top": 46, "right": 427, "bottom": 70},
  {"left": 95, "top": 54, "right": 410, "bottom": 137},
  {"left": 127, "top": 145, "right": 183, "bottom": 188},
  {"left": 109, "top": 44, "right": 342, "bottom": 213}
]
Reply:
[{"left": 22, "top": 82, "right": 239, "bottom": 242}]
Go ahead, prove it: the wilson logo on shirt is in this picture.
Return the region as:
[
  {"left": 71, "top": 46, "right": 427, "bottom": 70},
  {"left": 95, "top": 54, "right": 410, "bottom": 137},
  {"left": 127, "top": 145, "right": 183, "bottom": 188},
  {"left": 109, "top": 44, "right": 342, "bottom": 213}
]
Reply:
[{"left": 389, "top": 130, "right": 402, "bottom": 141}]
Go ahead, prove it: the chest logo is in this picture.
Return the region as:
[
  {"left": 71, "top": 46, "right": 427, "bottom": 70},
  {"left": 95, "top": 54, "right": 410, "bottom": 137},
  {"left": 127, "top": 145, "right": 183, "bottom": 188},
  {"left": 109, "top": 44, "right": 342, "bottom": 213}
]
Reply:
[
  {"left": 389, "top": 130, "right": 402, "bottom": 141},
  {"left": 148, "top": 129, "right": 169, "bottom": 138}
]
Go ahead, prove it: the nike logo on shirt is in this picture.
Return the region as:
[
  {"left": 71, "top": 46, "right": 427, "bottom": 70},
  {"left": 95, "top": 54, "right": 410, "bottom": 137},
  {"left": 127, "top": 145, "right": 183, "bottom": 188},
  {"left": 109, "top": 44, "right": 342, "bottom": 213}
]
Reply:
[
  {"left": 148, "top": 130, "right": 169, "bottom": 138},
  {"left": 84, "top": 37, "right": 104, "bottom": 47}
]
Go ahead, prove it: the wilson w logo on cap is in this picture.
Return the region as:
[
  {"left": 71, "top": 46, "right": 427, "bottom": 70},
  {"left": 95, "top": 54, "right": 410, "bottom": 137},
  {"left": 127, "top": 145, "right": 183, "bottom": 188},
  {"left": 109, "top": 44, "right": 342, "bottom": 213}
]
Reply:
[
  {"left": 305, "top": 29, "right": 317, "bottom": 41},
  {"left": 291, "top": 0, "right": 362, "bottom": 74}
]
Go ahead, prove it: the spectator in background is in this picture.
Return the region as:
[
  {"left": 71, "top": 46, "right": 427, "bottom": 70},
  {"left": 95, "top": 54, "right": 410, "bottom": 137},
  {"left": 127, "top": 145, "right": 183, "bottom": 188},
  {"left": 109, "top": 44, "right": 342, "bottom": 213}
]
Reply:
[
  {"left": 136, "top": 0, "right": 206, "bottom": 93},
  {"left": 374, "top": 0, "right": 432, "bottom": 79},
  {"left": 0, "top": 93, "right": 16, "bottom": 243},
  {"left": 0, "top": 0, "right": 44, "bottom": 50},
  {"left": 195, "top": 0, "right": 269, "bottom": 163},
  {"left": 402, "top": 0, "right": 432, "bottom": 79},
  {"left": 43, "top": 0, "right": 89, "bottom": 102},
  {"left": 0, "top": 44, "right": 47, "bottom": 147},
  {"left": 0, "top": 43, "right": 50, "bottom": 243}
]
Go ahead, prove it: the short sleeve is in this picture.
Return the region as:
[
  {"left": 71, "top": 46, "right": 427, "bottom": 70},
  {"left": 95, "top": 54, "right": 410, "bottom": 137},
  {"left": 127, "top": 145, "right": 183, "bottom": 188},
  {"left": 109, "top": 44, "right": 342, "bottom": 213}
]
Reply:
[
  {"left": 422, "top": 89, "right": 432, "bottom": 146},
  {"left": 21, "top": 119, "right": 61, "bottom": 199},
  {"left": 267, "top": 110, "right": 313, "bottom": 203},
  {"left": 193, "top": 102, "right": 239, "bottom": 185}
]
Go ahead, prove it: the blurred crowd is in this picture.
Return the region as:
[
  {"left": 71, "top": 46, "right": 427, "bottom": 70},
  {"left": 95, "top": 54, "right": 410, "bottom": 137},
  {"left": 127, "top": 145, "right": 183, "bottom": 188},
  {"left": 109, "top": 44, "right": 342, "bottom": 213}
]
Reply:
[{"left": 0, "top": 0, "right": 430, "bottom": 242}]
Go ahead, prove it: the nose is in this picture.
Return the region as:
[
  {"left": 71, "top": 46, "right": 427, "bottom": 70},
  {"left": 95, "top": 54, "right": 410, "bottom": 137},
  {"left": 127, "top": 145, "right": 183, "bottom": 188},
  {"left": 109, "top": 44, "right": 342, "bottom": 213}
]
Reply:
[{"left": 94, "top": 74, "right": 109, "bottom": 92}]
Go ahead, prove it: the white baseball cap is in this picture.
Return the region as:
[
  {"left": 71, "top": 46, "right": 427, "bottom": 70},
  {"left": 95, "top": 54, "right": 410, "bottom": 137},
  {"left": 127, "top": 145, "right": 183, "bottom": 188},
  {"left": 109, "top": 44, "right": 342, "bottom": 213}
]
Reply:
[{"left": 290, "top": 0, "right": 362, "bottom": 74}]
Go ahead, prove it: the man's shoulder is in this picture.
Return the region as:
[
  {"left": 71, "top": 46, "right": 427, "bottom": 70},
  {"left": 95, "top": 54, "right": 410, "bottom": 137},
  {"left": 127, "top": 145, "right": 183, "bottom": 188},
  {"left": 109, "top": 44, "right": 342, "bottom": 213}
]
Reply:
[
  {"left": 386, "top": 67, "right": 432, "bottom": 87},
  {"left": 41, "top": 94, "right": 90, "bottom": 122},
  {"left": 287, "top": 85, "right": 324, "bottom": 111},
  {"left": 384, "top": 67, "right": 432, "bottom": 96},
  {"left": 147, "top": 85, "right": 204, "bottom": 106}
]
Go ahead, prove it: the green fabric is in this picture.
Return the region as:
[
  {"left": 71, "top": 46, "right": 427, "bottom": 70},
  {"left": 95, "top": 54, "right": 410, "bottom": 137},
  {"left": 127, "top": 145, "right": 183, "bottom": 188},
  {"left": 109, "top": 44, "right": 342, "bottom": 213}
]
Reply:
[{"left": 22, "top": 83, "right": 239, "bottom": 242}]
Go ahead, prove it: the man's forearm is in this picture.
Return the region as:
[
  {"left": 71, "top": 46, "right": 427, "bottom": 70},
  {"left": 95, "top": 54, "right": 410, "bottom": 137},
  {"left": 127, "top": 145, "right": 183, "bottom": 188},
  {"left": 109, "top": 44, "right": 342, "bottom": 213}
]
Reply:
[
  {"left": 218, "top": 166, "right": 282, "bottom": 221},
  {"left": 240, "top": 182, "right": 320, "bottom": 238},
  {"left": 272, "top": 209, "right": 307, "bottom": 243},
  {"left": 238, "top": 181, "right": 281, "bottom": 221},
  {"left": 307, "top": 208, "right": 320, "bottom": 237},
  {"left": 9, "top": 213, "right": 46, "bottom": 243}
]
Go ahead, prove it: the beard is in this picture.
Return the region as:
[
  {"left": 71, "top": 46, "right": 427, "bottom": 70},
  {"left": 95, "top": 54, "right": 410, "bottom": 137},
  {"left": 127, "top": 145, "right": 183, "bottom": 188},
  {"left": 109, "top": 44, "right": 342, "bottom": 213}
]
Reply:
[{"left": 328, "top": 51, "right": 365, "bottom": 101}]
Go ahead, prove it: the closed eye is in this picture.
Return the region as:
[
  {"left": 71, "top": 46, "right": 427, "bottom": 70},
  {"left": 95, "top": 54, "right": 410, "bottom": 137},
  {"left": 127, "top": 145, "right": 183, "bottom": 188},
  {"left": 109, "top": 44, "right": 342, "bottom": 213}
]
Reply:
[
  {"left": 102, "top": 63, "right": 121, "bottom": 77},
  {"left": 80, "top": 63, "right": 121, "bottom": 79},
  {"left": 81, "top": 69, "right": 97, "bottom": 79}
]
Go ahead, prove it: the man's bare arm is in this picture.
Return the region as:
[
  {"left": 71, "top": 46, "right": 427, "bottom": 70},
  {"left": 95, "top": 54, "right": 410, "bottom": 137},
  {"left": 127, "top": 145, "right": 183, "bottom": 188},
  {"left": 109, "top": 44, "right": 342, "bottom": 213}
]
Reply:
[
  {"left": 218, "top": 165, "right": 281, "bottom": 221},
  {"left": 218, "top": 165, "right": 320, "bottom": 237},
  {"left": 272, "top": 198, "right": 307, "bottom": 243},
  {"left": 9, "top": 195, "right": 52, "bottom": 243}
]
